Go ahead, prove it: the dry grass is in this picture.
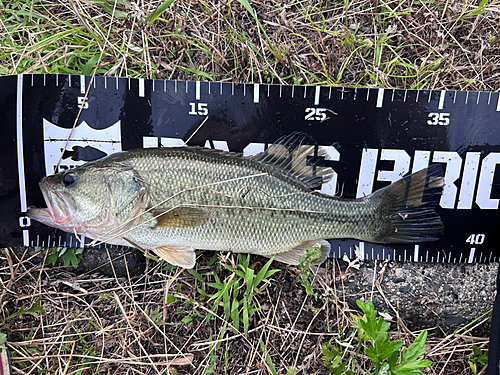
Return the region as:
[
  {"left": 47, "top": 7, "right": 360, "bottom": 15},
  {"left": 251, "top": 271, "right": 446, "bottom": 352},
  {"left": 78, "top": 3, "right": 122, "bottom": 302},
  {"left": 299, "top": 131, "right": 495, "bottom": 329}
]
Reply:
[
  {"left": 1, "top": 0, "right": 499, "bottom": 373},
  {"left": 2, "top": 247, "right": 491, "bottom": 374}
]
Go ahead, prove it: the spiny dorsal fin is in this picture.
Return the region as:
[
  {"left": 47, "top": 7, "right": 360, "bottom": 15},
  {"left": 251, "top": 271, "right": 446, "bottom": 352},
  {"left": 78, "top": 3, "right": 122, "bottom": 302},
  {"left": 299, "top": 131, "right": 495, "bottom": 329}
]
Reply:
[
  {"left": 152, "top": 207, "right": 208, "bottom": 228},
  {"left": 248, "top": 132, "right": 335, "bottom": 190}
]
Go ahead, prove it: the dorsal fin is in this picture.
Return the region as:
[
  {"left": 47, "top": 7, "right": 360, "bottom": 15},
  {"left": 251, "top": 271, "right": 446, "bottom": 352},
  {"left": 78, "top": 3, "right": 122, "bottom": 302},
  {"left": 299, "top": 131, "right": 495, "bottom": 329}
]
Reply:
[{"left": 248, "top": 132, "right": 335, "bottom": 190}]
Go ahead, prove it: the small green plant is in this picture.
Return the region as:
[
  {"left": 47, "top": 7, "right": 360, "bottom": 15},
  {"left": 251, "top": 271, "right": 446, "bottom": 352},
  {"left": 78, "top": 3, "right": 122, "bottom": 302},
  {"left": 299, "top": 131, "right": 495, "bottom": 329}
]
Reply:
[
  {"left": 297, "top": 245, "right": 322, "bottom": 297},
  {"left": 2, "top": 296, "right": 45, "bottom": 324},
  {"left": 46, "top": 247, "right": 83, "bottom": 268},
  {"left": 322, "top": 340, "right": 356, "bottom": 375},
  {"left": 468, "top": 345, "right": 488, "bottom": 375},
  {"left": 322, "top": 300, "right": 432, "bottom": 374},
  {"left": 195, "top": 254, "right": 279, "bottom": 334}
]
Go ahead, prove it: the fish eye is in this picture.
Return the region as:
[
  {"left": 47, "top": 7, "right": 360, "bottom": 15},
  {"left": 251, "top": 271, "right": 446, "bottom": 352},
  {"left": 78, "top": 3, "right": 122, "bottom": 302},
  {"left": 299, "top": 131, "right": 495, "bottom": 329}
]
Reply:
[{"left": 63, "top": 172, "right": 77, "bottom": 188}]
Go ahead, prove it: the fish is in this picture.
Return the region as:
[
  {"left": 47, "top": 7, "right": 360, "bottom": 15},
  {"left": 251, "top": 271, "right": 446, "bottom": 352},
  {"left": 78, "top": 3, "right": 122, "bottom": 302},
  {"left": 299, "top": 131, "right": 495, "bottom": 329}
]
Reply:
[{"left": 27, "top": 133, "right": 445, "bottom": 269}]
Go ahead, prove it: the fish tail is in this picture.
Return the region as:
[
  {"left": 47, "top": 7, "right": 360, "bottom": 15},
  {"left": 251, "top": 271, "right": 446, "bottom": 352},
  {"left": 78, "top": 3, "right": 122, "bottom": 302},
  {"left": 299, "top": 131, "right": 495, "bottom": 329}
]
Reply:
[{"left": 368, "top": 164, "right": 445, "bottom": 243}]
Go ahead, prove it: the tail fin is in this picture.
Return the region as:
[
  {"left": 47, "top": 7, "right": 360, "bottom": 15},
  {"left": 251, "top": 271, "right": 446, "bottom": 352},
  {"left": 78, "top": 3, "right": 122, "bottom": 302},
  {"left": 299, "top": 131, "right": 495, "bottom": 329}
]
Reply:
[{"left": 369, "top": 165, "right": 444, "bottom": 243}]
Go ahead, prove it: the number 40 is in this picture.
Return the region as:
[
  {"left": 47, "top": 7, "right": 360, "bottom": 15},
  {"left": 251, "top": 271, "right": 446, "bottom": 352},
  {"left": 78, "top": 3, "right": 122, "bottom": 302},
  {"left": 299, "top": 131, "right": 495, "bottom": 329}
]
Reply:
[{"left": 466, "top": 234, "right": 485, "bottom": 245}]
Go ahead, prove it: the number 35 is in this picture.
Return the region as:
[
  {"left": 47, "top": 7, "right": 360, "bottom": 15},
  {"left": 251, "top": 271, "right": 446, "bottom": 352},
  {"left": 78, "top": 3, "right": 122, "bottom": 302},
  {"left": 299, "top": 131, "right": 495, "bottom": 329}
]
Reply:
[{"left": 427, "top": 112, "right": 450, "bottom": 126}]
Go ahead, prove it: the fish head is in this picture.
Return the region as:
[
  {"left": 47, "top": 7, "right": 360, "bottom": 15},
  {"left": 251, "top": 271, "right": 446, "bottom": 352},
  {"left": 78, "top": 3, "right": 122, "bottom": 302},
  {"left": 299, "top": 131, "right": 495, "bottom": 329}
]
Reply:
[{"left": 27, "top": 162, "right": 148, "bottom": 237}]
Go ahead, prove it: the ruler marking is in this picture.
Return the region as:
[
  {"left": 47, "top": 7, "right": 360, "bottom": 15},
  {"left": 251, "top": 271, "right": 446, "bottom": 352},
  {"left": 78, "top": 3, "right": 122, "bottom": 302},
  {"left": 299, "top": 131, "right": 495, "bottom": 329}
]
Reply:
[
  {"left": 253, "top": 83, "right": 259, "bottom": 103},
  {"left": 359, "top": 242, "right": 365, "bottom": 260},
  {"left": 391, "top": 89, "right": 395, "bottom": 102},
  {"left": 314, "top": 86, "right": 320, "bottom": 105},
  {"left": 437, "top": 252, "right": 440, "bottom": 263},
  {"left": 329, "top": 86, "right": 332, "bottom": 100},
  {"left": 116, "top": 77, "right": 118, "bottom": 90},
  {"left": 428, "top": 90, "right": 432, "bottom": 102},
  {"left": 56, "top": 74, "right": 59, "bottom": 86},
  {"left": 465, "top": 91, "right": 469, "bottom": 104},
  {"left": 372, "top": 248, "right": 374, "bottom": 260},
  {"left": 468, "top": 248, "right": 476, "bottom": 263},
  {"left": 43, "top": 74, "right": 46, "bottom": 86},
  {"left": 220, "top": 82, "right": 223, "bottom": 95},
  {"left": 438, "top": 90, "right": 445, "bottom": 109},
  {"left": 425, "top": 251, "right": 428, "bottom": 262},
  {"left": 80, "top": 75, "right": 85, "bottom": 94},
  {"left": 16, "top": 75, "right": 28, "bottom": 246},
  {"left": 477, "top": 91, "right": 481, "bottom": 104},
  {"left": 208, "top": 81, "right": 211, "bottom": 95},
  {"left": 354, "top": 87, "right": 357, "bottom": 100},
  {"left": 303, "top": 85, "right": 307, "bottom": 99},
  {"left": 31, "top": 74, "right": 33, "bottom": 86},
  {"left": 175, "top": 80, "right": 177, "bottom": 93},
  {"left": 128, "top": 77, "right": 130, "bottom": 91},
  {"left": 366, "top": 88, "right": 370, "bottom": 101},
  {"left": 185, "top": 80, "right": 188, "bottom": 93},
  {"left": 458, "top": 253, "right": 463, "bottom": 263},
  {"left": 104, "top": 76, "right": 107, "bottom": 89},
  {"left": 243, "top": 83, "right": 246, "bottom": 96},
  {"left": 404, "top": 249, "right": 407, "bottom": 261},
  {"left": 414, "top": 245, "right": 419, "bottom": 262},
  {"left": 488, "top": 91, "right": 492, "bottom": 105},
  {"left": 291, "top": 85, "right": 294, "bottom": 98},
  {"left": 139, "top": 78, "right": 145, "bottom": 97},
  {"left": 232, "top": 82, "right": 234, "bottom": 95},
  {"left": 196, "top": 81, "right": 201, "bottom": 100},
  {"left": 152, "top": 79, "right": 155, "bottom": 92},
  {"left": 496, "top": 93, "right": 500, "bottom": 111},
  {"left": 403, "top": 89, "right": 407, "bottom": 102},
  {"left": 415, "top": 90, "right": 420, "bottom": 102},
  {"left": 279, "top": 85, "right": 282, "bottom": 97},
  {"left": 431, "top": 256, "right": 434, "bottom": 262},
  {"left": 267, "top": 84, "right": 270, "bottom": 97},
  {"left": 453, "top": 91, "right": 457, "bottom": 103},
  {"left": 68, "top": 75, "right": 72, "bottom": 87},
  {"left": 164, "top": 80, "right": 166, "bottom": 92}
]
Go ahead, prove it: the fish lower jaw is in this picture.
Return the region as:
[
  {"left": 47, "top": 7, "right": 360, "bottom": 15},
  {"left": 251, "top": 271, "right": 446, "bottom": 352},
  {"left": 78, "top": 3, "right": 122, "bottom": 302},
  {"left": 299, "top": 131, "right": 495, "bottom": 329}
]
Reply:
[{"left": 27, "top": 207, "right": 70, "bottom": 228}]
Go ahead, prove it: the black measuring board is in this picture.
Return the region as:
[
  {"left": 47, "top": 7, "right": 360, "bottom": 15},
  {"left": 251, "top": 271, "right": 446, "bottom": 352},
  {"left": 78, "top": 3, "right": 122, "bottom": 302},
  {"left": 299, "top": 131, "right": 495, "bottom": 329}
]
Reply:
[{"left": 1, "top": 74, "right": 500, "bottom": 264}]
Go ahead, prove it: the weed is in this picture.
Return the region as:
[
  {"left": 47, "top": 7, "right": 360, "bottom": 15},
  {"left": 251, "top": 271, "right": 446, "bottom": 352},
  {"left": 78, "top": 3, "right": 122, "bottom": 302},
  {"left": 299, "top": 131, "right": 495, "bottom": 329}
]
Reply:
[
  {"left": 297, "top": 245, "right": 322, "bottom": 297},
  {"left": 194, "top": 254, "right": 279, "bottom": 334},
  {"left": 322, "top": 300, "right": 431, "bottom": 374},
  {"left": 468, "top": 345, "right": 488, "bottom": 375},
  {"left": 45, "top": 246, "right": 83, "bottom": 268}
]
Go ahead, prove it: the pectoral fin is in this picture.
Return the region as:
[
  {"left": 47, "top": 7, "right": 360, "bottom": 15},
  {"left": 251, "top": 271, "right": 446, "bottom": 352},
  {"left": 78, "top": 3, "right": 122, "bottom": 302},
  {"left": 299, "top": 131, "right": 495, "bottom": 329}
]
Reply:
[
  {"left": 269, "top": 239, "right": 330, "bottom": 266},
  {"left": 152, "top": 207, "right": 208, "bottom": 228},
  {"left": 154, "top": 245, "right": 196, "bottom": 268}
]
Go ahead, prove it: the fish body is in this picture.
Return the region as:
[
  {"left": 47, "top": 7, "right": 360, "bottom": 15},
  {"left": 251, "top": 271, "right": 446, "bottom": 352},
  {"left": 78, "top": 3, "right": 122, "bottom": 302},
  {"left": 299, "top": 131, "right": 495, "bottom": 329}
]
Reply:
[{"left": 27, "top": 133, "right": 444, "bottom": 268}]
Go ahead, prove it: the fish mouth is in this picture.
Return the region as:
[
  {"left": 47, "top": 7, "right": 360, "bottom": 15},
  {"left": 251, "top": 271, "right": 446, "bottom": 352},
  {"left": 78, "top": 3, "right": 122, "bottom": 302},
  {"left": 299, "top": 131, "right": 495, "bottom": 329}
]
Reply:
[{"left": 27, "top": 179, "right": 75, "bottom": 227}]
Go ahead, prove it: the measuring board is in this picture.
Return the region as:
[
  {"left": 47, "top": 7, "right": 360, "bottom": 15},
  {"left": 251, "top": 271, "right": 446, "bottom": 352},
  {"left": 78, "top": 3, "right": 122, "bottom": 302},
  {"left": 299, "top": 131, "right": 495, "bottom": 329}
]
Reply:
[{"left": 1, "top": 74, "right": 499, "bottom": 263}]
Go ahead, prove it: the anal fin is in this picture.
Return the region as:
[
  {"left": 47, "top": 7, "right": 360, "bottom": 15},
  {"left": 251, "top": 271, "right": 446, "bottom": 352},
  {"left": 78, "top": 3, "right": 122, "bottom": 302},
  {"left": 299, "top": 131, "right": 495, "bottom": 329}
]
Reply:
[
  {"left": 154, "top": 245, "right": 196, "bottom": 268},
  {"left": 269, "top": 239, "right": 330, "bottom": 266}
]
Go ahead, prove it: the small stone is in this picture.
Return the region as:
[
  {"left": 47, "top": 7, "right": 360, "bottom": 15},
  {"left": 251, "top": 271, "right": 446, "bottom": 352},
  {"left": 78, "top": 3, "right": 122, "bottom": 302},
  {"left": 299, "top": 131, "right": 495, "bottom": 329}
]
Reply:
[
  {"left": 393, "top": 277, "right": 406, "bottom": 283},
  {"left": 452, "top": 269, "right": 459, "bottom": 278},
  {"left": 399, "top": 285, "right": 411, "bottom": 294}
]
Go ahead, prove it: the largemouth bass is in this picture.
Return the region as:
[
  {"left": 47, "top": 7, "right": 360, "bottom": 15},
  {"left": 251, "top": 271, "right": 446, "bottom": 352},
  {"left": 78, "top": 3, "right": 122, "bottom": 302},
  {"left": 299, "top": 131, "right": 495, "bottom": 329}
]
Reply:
[{"left": 27, "top": 133, "right": 444, "bottom": 268}]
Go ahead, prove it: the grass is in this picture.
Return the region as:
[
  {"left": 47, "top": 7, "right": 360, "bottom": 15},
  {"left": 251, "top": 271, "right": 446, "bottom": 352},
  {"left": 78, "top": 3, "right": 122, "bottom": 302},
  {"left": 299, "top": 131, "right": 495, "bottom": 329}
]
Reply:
[{"left": 0, "top": 0, "right": 499, "bottom": 373}]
